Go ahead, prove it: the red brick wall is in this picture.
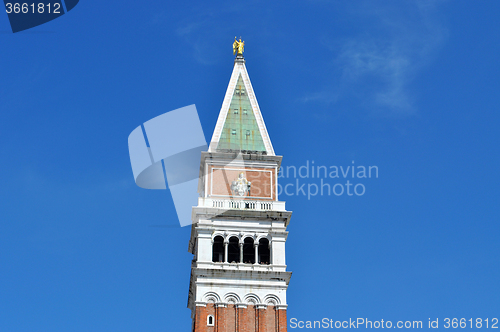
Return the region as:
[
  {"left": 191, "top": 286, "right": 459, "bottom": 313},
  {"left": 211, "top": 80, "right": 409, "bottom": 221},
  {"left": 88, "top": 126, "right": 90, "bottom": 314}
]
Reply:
[
  {"left": 193, "top": 304, "right": 287, "bottom": 332},
  {"left": 238, "top": 305, "right": 256, "bottom": 332}
]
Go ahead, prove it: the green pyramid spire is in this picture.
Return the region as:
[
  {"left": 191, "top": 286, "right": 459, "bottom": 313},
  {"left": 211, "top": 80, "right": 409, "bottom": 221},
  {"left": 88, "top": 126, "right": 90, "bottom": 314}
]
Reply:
[{"left": 216, "top": 75, "right": 267, "bottom": 153}]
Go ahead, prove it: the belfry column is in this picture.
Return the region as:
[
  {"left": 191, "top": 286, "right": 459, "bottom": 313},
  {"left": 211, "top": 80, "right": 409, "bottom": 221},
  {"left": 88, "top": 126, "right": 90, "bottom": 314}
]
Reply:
[
  {"left": 239, "top": 241, "right": 243, "bottom": 263},
  {"left": 254, "top": 243, "right": 258, "bottom": 264},
  {"left": 224, "top": 240, "right": 228, "bottom": 263}
]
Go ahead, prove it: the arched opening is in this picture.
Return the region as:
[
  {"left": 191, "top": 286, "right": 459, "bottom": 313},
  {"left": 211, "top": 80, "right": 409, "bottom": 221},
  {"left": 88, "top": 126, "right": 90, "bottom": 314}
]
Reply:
[
  {"left": 207, "top": 315, "right": 214, "bottom": 326},
  {"left": 212, "top": 236, "right": 224, "bottom": 262},
  {"left": 242, "top": 237, "right": 255, "bottom": 264},
  {"left": 258, "top": 238, "right": 270, "bottom": 265},
  {"left": 227, "top": 236, "right": 240, "bottom": 263}
]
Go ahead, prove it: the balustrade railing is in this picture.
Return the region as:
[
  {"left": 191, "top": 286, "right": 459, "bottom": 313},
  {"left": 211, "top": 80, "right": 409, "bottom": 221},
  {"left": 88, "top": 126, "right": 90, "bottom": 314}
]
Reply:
[{"left": 197, "top": 198, "right": 286, "bottom": 211}]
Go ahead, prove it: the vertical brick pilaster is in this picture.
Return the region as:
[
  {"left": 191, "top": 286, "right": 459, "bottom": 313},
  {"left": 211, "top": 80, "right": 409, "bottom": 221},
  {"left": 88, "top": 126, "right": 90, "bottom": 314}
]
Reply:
[
  {"left": 277, "top": 309, "right": 287, "bottom": 332},
  {"left": 248, "top": 305, "right": 257, "bottom": 332},
  {"left": 265, "top": 306, "right": 276, "bottom": 332},
  {"left": 238, "top": 306, "right": 247, "bottom": 332},
  {"left": 194, "top": 306, "right": 207, "bottom": 332},
  {"left": 216, "top": 305, "right": 226, "bottom": 332},
  {"left": 257, "top": 306, "right": 266, "bottom": 332},
  {"left": 226, "top": 304, "right": 236, "bottom": 332}
]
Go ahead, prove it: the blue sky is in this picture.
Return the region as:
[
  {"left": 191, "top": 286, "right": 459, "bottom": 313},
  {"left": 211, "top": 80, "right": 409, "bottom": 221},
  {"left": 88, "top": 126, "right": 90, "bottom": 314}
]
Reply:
[{"left": 1, "top": 1, "right": 499, "bottom": 331}]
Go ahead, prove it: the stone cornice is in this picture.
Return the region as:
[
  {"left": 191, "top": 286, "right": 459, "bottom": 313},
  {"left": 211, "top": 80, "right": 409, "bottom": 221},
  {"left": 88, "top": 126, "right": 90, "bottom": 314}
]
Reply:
[
  {"left": 192, "top": 267, "right": 292, "bottom": 284},
  {"left": 201, "top": 151, "right": 283, "bottom": 168},
  {"left": 192, "top": 208, "right": 292, "bottom": 223}
]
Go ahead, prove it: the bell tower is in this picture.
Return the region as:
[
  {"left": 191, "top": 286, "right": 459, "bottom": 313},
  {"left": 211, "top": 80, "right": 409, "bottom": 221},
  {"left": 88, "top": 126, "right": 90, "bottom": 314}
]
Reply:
[{"left": 188, "top": 41, "right": 292, "bottom": 332}]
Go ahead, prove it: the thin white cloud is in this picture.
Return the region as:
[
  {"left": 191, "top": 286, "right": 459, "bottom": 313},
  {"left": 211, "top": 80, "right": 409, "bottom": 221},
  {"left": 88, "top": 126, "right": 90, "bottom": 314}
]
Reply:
[
  {"left": 175, "top": 19, "right": 215, "bottom": 65},
  {"left": 338, "top": 38, "right": 417, "bottom": 114},
  {"left": 303, "top": 1, "right": 447, "bottom": 116}
]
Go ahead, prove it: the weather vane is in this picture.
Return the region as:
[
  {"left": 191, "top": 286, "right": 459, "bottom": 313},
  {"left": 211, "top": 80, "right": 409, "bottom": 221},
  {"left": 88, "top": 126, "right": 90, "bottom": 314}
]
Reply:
[{"left": 233, "top": 37, "right": 244, "bottom": 55}]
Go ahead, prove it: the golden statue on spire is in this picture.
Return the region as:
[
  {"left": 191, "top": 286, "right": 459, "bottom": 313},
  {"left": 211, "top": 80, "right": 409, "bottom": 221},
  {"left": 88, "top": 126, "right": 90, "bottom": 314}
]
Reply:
[{"left": 233, "top": 37, "right": 244, "bottom": 55}]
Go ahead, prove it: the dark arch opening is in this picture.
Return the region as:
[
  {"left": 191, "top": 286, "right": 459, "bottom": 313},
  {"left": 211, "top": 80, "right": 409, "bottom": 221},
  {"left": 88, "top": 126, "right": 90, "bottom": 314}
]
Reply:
[
  {"left": 212, "top": 236, "right": 224, "bottom": 262},
  {"left": 227, "top": 236, "right": 240, "bottom": 263},
  {"left": 258, "top": 238, "right": 270, "bottom": 265},
  {"left": 243, "top": 237, "right": 255, "bottom": 264}
]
